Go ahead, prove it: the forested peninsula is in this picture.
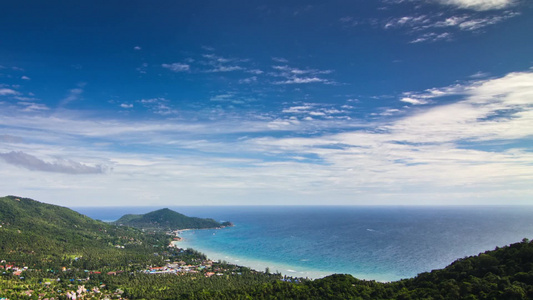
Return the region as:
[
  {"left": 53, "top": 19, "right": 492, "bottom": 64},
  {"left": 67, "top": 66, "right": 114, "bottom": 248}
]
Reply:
[
  {"left": 1, "top": 195, "right": 532, "bottom": 299},
  {"left": 114, "top": 208, "right": 233, "bottom": 232}
]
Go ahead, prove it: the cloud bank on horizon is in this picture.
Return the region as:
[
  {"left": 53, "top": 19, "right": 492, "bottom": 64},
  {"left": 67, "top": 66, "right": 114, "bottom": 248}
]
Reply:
[{"left": 0, "top": 0, "right": 531, "bottom": 206}]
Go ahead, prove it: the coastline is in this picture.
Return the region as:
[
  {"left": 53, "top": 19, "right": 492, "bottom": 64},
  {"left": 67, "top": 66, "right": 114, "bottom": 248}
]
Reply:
[
  {"left": 172, "top": 230, "right": 395, "bottom": 281},
  {"left": 172, "top": 237, "right": 332, "bottom": 279},
  {"left": 76, "top": 206, "right": 533, "bottom": 283}
]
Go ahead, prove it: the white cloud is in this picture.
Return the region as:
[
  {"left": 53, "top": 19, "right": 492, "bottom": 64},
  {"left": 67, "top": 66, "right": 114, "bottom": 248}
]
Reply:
[
  {"left": 210, "top": 93, "right": 234, "bottom": 102},
  {"left": 274, "top": 77, "right": 327, "bottom": 84},
  {"left": 396, "top": 11, "right": 508, "bottom": 34},
  {"left": 18, "top": 102, "right": 49, "bottom": 112},
  {"left": 272, "top": 57, "right": 289, "bottom": 63},
  {"left": 410, "top": 32, "right": 452, "bottom": 43},
  {"left": 21, "top": 76, "right": 31, "bottom": 80},
  {"left": 400, "top": 97, "right": 429, "bottom": 105},
  {"left": 239, "top": 76, "right": 258, "bottom": 84},
  {"left": 247, "top": 69, "right": 264, "bottom": 75},
  {"left": 0, "top": 70, "right": 531, "bottom": 205},
  {"left": 401, "top": 84, "right": 466, "bottom": 103},
  {"left": 281, "top": 104, "right": 349, "bottom": 120},
  {"left": 201, "top": 53, "right": 249, "bottom": 72},
  {"left": 61, "top": 84, "right": 85, "bottom": 105},
  {"left": 136, "top": 63, "right": 148, "bottom": 74},
  {"left": 385, "top": 15, "right": 429, "bottom": 29},
  {"left": 380, "top": 108, "right": 401, "bottom": 116},
  {"left": 457, "top": 13, "right": 519, "bottom": 30},
  {"left": 134, "top": 46, "right": 142, "bottom": 50},
  {"left": 201, "top": 46, "right": 215, "bottom": 51},
  {"left": 380, "top": 1, "right": 521, "bottom": 43},
  {"left": 138, "top": 97, "right": 178, "bottom": 115},
  {"left": 435, "top": 0, "right": 516, "bottom": 11},
  {"left": 469, "top": 71, "right": 489, "bottom": 78},
  {"left": 14, "top": 96, "right": 38, "bottom": 101},
  {"left": 245, "top": 69, "right": 533, "bottom": 203},
  {"left": 267, "top": 118, "right": 301, "bottom": 130},
  {"left": 0, "top": 88, "right": 19, "bottom": 96},
  {"left": 206, "top": 66, "right": 243, "bottom": 72},
  {"left": 272, "top": 65, "right": 332, "bottom": 75},
  {"left": 120, "top": 103, "right": 133, "bottom": 108},
  {"left": 390, "top": 70, "right": 533, "bottom": 143},
  {"left": 282, "top": 105, "right": 314, "bottom": 113},
  {"left": 209, "top": 93, "right": 254, "bottom": 105},
  {"left": 162, "top": 63, "right": 190, "bottom": 72},
  {"left": 270, "top": 64, "right": 335, "bottom": 85}
]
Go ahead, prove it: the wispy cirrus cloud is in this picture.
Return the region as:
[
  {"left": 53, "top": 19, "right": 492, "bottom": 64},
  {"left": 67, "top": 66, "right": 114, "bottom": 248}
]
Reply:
[
  {"left": 343, "top": 0, "right": 524, "bottom": 43},
  {"left": 384, "top": 10, "right": 519, "bottom": 43},
  {"left": 247, "top": 69, "right": 264, "bottom": 75},
  {"left": 137, "top": 63, "right": 148, "bottom": 74},
  {"left": 201, "top": 53, "right": 249, "bottom": 73},
  {"left": 238, "top": 76, "right": 258, "bottom": 84},
  {"left": 390, "top": 70, "right": 533, "bottom": 143},
  {"left": 385, "top": 11, "right": 519, "bottom": 32},
  {"left": 209, "top": 92, "right": 257, "bottom": 105},
  {"left": 400, "top": 97, "right": 429, "bottom": 105},
  {"left": 275, "top": 77, "right": 329, "bottom": 84},
  {"left": 0, "top": 88, "right": 19, "bottom": 96},
  {"left": 246, "top": 69, "right": 533, "bottom": 202},
  {"left": 409, "top": 32, "right": 452, "bottom": 43},
  {"left": 281, "top": 103, "right": 350, "bottom": 120},
  {"left": 60, "top": 83, "right": 86, "bottom": 106},
  {"left": 137, "top": 97, "right": 178, "bottom": 115},
  {"left": 435, "top": 0, "right": 517, "bottom": 11},
  {"left": 270, "top": 65, "right": 335, "bottom": 85},
  {"left": 272, "top": 57, "right": 289, "bottom": 63},
  {"left": 382, "top": 0, "right": 517, "bottom": 11},
  {"left": 1, "top": 69, "right": 530, "bottom": 205},
  {"left": 206, "top": 65, "right": 243, "bottom": 73},
  {"left": 18, "top": 101, "right": 49, "bottom": 112},
  {"left": 162, "top": 63, "right": 190, "bottom": 72},
  {"left": 400, "top": 84, "right": 466, "bottom": 105}
]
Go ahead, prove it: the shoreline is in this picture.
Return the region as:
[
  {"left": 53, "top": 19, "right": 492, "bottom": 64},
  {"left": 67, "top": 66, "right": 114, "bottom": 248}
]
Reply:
[
  {"left": 172, "top": 230, "right": 395, "bottom": 281},
  {"left": 172, "top": 239, "right": 332, "bottom": 280}
]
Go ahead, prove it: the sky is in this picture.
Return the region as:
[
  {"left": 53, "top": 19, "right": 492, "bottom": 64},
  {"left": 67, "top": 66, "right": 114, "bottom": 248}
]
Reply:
[{"left": 0, "top": 0, "right": 532, "bottom": 207}]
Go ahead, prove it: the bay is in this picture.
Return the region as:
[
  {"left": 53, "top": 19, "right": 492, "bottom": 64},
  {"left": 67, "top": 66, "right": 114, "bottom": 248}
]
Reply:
[{"left": 73, "top": 205, "right": 533, "bottom": 281}]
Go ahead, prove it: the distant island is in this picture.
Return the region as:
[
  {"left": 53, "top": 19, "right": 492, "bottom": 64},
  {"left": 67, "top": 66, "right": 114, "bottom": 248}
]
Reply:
[
  {"left": 114, "top": 207, "right": 233, "bottom": 231},
  {"left": 1, "top": 195, "right": 533, "bottom": 299}
]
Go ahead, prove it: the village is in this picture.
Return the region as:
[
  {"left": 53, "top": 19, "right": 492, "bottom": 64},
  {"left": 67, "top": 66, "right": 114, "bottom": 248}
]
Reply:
[
  {"left": 145, "top": 259, "right": 233, "bottom": 277},
  {"left": 0, "top": 246, "right": 252, "bottom": 300}
]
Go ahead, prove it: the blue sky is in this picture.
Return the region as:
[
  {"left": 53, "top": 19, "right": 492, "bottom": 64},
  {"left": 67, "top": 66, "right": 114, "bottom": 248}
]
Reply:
[{"left": 0, "top": 0, "right": 532, "bottom": 206}]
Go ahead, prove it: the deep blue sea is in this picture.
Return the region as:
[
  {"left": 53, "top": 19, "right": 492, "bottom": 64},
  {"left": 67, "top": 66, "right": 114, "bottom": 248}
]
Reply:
[{"left": 73, "top": 206, "right": 533, "bottom": 282}]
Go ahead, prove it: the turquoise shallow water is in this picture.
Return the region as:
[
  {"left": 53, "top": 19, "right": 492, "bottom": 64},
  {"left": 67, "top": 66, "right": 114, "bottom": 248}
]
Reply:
[{"left": 75, "top": 206, "right": 533, "bottom": 281}]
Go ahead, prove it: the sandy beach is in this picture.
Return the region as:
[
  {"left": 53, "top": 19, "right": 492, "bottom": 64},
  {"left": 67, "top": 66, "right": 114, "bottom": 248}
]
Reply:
[{"left": 172, "top": 230, "right": 337, "bottom": 280}]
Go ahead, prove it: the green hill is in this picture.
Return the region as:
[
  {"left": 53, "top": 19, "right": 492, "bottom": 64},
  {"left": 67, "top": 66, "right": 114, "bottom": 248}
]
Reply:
[
  {"left": 285, "top": 238, "right": 533, "bottom": 299},
  {"left": 0, "top": 196, "right": 276, "bottom": 299},
  {"left": 114, "top": 208, "right": 232, "bottom": 231},
  {"left": 0, "top": 195, "right": 171, "bottom": 270}
]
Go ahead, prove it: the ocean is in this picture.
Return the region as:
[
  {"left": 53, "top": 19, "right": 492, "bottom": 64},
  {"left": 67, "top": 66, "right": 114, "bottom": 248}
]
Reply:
[{"left": 73, "top": 205, "right": 533, "bottom": 282}]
